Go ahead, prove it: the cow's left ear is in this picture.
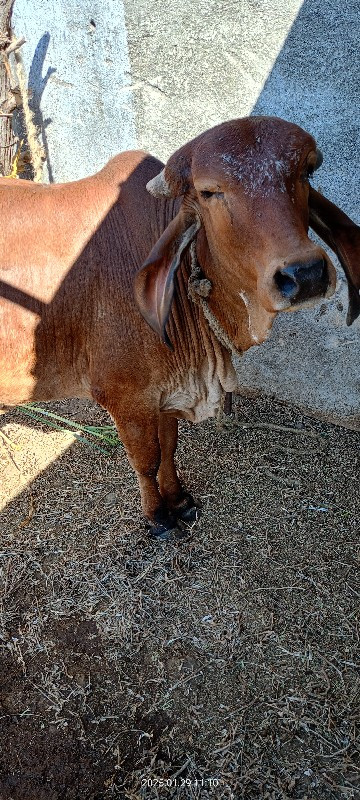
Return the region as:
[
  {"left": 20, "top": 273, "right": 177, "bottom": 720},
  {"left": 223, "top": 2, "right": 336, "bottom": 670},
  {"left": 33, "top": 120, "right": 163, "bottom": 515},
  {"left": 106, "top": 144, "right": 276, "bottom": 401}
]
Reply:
[
  {"left": 134, "top": 204, "right": 200, "bottom": 348},
  {"left": 309, "top": 186, "right": 360, "bottom": 325}
]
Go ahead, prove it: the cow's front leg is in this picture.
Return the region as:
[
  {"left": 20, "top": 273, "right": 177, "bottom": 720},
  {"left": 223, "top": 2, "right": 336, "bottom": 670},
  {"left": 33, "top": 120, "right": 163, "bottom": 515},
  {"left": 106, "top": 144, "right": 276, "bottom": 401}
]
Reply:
[
  {"left": 107, "top": 404, "right": 178, "bottom": 538},
  {"left": 158, "top": 413, "right": 199, "bottom": 524}
]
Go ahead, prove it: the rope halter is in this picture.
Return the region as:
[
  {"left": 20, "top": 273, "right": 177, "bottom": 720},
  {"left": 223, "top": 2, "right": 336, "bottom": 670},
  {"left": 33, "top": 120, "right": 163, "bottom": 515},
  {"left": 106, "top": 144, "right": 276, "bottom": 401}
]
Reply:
[{"left": 187, "top": 241, "right": 242, "bottom": 358}]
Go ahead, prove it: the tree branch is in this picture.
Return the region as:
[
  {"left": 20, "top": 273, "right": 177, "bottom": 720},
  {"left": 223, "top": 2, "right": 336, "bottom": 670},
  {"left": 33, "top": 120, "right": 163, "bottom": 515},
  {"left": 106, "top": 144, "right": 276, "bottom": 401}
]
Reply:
[
  {"left": 0, "top": 1, "right": 15, "bottom": 49},
  {"left": 0, "top": 0, "right": 16, "bottom": 175}
]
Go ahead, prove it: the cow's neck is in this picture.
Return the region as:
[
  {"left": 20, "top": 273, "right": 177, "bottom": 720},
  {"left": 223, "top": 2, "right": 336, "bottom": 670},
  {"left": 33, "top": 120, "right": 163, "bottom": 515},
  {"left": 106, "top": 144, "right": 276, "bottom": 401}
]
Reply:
[
  {"left": 188, "top": 242, "right": 241, "bottom": 357},
  {"left": 163, "top": 246, "right": 238, "bottom": 422}
]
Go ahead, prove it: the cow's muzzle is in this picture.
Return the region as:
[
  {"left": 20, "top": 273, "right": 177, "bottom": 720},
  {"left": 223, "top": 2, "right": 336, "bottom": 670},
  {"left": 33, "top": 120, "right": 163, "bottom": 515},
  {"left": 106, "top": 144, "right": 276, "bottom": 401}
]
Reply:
[{"left": 274, "top": 258, "right": 329, "bottom": 305}]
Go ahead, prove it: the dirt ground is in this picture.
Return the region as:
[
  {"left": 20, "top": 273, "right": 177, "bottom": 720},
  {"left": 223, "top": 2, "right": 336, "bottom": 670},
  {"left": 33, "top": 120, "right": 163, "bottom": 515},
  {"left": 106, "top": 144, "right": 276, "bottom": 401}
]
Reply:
[{"left": 0, "top": 394, "right": 359, "bottom": 800}]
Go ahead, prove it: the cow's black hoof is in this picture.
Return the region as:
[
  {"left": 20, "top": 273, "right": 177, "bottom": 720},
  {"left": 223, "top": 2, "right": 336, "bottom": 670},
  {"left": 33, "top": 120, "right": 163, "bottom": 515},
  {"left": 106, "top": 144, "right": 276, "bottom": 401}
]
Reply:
[
  {"left": 148, "top": 522, "right": 178, "bottom": 541},
  {"left": 173, "top": 494, "right": 201, "bottom": 525},
  {"left": 146, "top": 510, "right": 178, "bottom": 541},
  {"left": 178, "top": 504, "right": 200, "bottom": 524}
]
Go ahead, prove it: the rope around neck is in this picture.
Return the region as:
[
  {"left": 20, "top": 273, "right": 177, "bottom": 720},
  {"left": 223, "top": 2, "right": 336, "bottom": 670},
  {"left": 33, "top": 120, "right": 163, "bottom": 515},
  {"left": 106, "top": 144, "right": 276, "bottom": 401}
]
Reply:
[{"left": 188, "top": 241, "right": 242, "bottom": 358}]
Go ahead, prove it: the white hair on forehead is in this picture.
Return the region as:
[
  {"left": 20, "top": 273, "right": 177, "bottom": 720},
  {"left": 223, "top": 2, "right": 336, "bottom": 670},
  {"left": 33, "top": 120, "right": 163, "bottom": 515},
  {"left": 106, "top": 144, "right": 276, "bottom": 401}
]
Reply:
[{"left": 220, "top": 144, "right": 300, "bottom": 198}]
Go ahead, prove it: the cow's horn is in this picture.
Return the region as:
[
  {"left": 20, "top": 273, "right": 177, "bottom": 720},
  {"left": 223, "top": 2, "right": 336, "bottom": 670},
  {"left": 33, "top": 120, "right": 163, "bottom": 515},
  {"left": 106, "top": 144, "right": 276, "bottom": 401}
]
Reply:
[{"left": 146, "top": 169, "right": 173, "bottom": 198}]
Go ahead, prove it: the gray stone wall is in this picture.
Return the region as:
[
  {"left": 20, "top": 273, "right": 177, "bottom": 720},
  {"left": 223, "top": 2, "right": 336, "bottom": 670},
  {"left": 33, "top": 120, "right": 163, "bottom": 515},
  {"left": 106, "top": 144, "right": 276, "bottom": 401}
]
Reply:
[{"left": 11, "top": 0, "right": 360, "bottom": 425}]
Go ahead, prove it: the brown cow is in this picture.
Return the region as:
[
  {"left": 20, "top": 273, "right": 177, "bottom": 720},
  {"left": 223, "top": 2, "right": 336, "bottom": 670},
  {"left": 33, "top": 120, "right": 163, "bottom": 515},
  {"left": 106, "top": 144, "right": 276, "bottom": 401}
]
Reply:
[{"left": 1, "top": 116, "right": 359, "bottom": 538}]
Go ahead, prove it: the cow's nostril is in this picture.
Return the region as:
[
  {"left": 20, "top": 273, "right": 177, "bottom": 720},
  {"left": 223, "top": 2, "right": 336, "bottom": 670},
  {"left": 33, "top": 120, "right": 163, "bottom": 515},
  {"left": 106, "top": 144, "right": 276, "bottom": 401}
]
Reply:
[
  {"left": 275, "top": 259, "right": 328, "bottom": 304},
  {"left": 274, "top": 270, "right": 298, "bottom": 300}
]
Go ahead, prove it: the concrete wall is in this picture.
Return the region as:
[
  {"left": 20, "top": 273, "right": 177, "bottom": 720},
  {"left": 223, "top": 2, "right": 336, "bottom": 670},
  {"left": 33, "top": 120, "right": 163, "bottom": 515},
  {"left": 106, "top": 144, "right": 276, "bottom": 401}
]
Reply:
[
  {"left": 12, "top": 0, "right": 136, "bottom": 181},
  {"left": 12, "top": 0, "right": 360, "bottom": 425}
]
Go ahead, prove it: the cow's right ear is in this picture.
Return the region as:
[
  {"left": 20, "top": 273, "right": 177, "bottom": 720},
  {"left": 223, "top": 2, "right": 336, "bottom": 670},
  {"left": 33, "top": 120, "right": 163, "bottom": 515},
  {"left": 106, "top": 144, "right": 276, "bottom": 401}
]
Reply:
[
  {"left": 309, "top": 187, "right": 360, "bottom": 325},
  {"left": 134, "top": 205, "right": 200, "bottom": 348}
]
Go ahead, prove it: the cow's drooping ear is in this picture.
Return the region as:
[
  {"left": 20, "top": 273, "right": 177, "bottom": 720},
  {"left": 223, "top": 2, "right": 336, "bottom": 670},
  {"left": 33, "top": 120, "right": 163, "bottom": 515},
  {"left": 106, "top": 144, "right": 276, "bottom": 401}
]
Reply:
[
  {"left": 309, "top": 186, "right": 360, "bottom": 325},
  {"left": 134, "top": 205, "right": 201, "bottom": 348}
]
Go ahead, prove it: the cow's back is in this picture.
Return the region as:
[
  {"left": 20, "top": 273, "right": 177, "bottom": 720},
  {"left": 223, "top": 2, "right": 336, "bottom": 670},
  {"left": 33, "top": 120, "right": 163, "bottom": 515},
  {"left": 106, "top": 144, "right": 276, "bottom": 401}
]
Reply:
[{"left": 0, "top": 151, "right": 168, "bottom": 405}]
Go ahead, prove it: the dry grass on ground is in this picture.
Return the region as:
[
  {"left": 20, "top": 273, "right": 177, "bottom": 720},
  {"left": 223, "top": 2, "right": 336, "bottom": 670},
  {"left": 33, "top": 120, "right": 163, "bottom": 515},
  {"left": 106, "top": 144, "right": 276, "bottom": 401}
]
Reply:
[{"left": 0, "top": 395, "right": 359, "bottom": 800}]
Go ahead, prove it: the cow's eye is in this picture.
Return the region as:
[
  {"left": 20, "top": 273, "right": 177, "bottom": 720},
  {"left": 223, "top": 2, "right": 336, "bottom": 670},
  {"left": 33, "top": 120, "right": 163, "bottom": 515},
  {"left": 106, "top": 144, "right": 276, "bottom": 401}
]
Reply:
[{"left": 200, "top": 189, "right": 223, "bottom": 199}]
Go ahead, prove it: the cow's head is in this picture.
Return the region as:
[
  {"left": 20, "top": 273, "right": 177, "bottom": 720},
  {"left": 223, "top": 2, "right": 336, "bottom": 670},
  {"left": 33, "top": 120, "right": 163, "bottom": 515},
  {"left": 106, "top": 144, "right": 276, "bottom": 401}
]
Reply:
[{"left": 135, "top": 117, "right": 359, "bottom": 349}]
